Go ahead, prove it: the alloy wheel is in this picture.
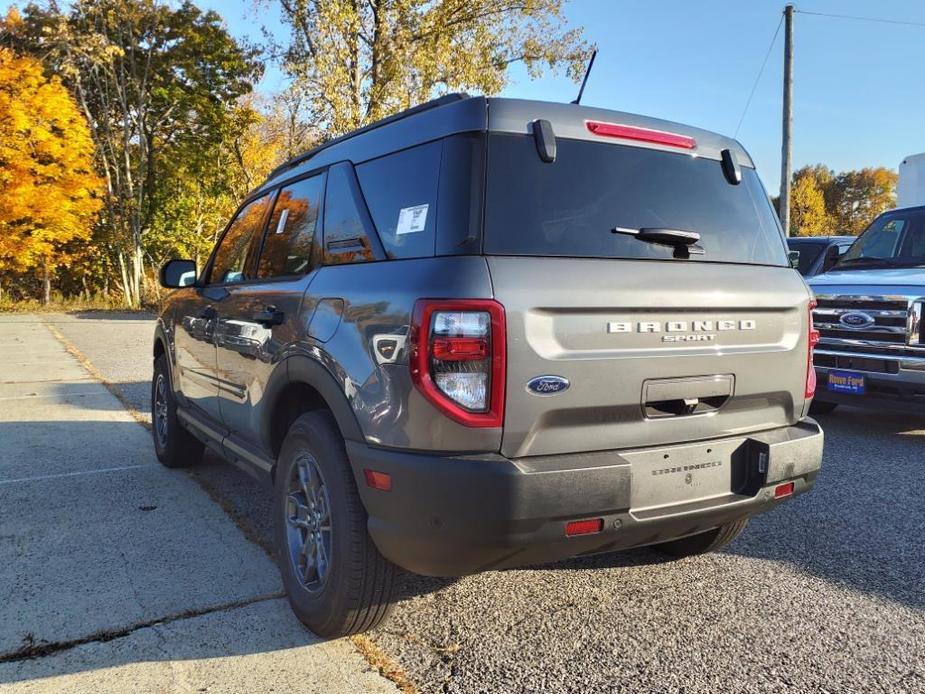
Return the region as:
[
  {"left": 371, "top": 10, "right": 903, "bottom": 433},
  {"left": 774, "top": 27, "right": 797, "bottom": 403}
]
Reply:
[
  {"left": 153, "top": 373, "right": 169, "bottom": 449},
  {"left": 285, "top": 453, "right": 333, "bottom": 592}
]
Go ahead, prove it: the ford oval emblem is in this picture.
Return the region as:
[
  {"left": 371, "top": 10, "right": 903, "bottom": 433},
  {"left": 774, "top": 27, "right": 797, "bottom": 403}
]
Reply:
[
  {"left": 839, "top": 311, "right": 875, "bottom": 329},
  {"left": 527, "top": 375, "right": 570, "bottom": 396}
]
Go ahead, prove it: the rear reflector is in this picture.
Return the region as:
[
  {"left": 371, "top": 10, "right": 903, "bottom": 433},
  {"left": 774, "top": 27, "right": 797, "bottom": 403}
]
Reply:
[
  {"left": 566, "top": 518, "right": 604, "bottom": 537},
  {"left": 364, "top": 469, "right": 392, "bottom": 491},
  {"left": 586, "top": 120, "right": 696, "bottom": 149},
  {"left": 774, "top": 482, "right": 795, "bottom": 499}
]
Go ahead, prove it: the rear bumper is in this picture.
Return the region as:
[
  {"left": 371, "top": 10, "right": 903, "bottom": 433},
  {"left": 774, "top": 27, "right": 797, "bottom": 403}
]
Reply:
[{"left": 347, "top": 419, "right": 824, "bottom": 577}]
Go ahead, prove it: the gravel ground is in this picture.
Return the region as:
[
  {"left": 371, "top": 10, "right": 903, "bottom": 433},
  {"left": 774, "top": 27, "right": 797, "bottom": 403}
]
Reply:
[{"left": 47, "top": 312, "right": 925, "bottom": 693}]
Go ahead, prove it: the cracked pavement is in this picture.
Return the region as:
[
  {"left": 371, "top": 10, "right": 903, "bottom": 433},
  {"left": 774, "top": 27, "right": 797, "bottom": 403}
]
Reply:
[{"left": 0, "top": 314, "right": 396, "bottom": 693}]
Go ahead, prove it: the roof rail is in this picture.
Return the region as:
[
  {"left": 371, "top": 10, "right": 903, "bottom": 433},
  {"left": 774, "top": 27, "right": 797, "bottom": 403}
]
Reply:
[{"left": 266, "top": 92, "right": 471, "bottom": 181}]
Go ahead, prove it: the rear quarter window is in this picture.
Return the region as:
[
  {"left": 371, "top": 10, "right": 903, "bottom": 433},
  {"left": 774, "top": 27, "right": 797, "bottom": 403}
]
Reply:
[
  {"left": 323, "top": 162, "right": 380, "bottom": 265},
  {"left": 356, "top": 141, "right": 441, "bottom": 259}
]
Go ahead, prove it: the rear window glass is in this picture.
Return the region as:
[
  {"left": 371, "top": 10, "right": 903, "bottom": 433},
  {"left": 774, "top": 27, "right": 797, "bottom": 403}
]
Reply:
[
  {"left": 788, "top": 240, "right": 826, "bottom": 275},
  {"left": 484, "top": 135, "right": 787, "bottom": 266},
  {"left": 356, "top": 141, "right": 441, "bottom": 259}
]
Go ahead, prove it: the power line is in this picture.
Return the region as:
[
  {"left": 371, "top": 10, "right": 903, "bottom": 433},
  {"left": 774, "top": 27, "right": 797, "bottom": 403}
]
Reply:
[
  {"left": 796, "top": 9, "right": 925, "bottom": 29},
  {"left": 734, "top": 14, "right": 783, "bottom": 138}
]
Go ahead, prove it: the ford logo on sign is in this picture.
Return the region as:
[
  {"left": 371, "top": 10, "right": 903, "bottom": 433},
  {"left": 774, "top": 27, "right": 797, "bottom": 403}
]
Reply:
[
  {"left": 527, "top": 375, "right": 570, "bottom": 396},
  {"left": 839, "top": 311, "right": 875, "bottom": 329}
]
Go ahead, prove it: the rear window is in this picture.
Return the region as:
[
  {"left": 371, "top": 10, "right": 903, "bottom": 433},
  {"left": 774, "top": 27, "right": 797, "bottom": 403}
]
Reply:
[
  {"left": 484, "top": 135, "right": 787, "bottom": 266},
  {"left": 788, "top": 240, "right": 827, "bottom": 275}
]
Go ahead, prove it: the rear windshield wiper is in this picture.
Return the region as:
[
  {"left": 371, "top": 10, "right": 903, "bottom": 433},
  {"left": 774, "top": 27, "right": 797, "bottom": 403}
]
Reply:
[{"left": 612, "top": 226, "right": 705, "bottom": 257}]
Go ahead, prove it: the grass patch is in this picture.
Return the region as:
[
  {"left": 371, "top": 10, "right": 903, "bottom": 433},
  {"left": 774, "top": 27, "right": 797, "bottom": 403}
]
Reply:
[{"left": 0, "top": 294, "right": 152, "bottom": 313}]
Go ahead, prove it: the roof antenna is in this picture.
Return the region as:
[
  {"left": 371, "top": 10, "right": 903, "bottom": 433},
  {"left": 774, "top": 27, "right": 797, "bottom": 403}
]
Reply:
[{"left": 571, "top": 49, "right": 598, "bottom": 105}]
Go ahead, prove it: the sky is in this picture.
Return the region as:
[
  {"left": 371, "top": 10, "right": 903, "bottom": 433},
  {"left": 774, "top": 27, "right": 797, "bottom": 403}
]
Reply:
[{"left": 8, "top": 0, "right": 925, "bottom": 193}]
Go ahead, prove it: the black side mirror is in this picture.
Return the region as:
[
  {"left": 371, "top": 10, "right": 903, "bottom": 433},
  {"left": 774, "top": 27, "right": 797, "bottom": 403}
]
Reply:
[
  {"left": 788, "top": 249, "right": 800, "bottom": 269},
  {"left": 160, "top": 259, "right": 197, "bottom": 288}
]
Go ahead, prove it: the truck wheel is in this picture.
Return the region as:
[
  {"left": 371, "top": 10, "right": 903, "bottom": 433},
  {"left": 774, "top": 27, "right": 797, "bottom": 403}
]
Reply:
[
  {"left": 152, "top": 354, "right": 204, "bottom": 468},
  {"left": 810, "top": 400, "right": 838, "bottom": 415},
  {"left": 654, "top": 518, "right": 749, "bottom": 558},
  {"left": 275, "top": 410, "right": 396, "bottom": 637}
]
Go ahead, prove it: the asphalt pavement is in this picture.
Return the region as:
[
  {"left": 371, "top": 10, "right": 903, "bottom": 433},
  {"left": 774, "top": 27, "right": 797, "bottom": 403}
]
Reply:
[{"left": 19, "top": 311, "right": 925, "bottom": 692}]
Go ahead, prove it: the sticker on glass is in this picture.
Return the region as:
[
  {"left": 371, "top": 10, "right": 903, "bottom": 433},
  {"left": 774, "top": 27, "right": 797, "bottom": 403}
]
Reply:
[{"left": 396, "top": 204, "right": 428, "bottom": 235}]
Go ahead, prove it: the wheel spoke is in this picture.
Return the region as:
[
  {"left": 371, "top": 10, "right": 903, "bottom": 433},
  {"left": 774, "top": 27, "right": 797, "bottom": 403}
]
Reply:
[
  {"left": 316, "top": 534, "right": 329, "bottom": 579},
  {"left": 285, "top": 453, "right": 332, "bottom": 591},
  {"left": 316, "top": 491, "right": 330, "bottom": 525}
]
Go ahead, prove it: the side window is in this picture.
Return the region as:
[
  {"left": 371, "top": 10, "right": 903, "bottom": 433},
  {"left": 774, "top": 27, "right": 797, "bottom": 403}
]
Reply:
[
  {"left": 257, "top": 174, "right": 325, "bottom": 278},
  {"left": 208, "top": 195, "right": 271, "bottom": 284},
  {"left": 356, "top": 141, "right": 441, "bottom": 259},
  {"left": 323, "top": 162, "right": 379, "bottom": 265}
]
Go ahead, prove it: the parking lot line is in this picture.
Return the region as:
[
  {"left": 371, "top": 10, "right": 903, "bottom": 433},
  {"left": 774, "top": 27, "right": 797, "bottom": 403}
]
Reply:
[{"left": 0, "top": 463, "right": 157, "bottom": 486}]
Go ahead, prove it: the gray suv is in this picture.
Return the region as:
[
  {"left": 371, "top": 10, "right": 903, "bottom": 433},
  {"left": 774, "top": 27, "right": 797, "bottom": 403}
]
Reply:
[{"left": 153, "top": 94, "right": 824, "bottom": 637}]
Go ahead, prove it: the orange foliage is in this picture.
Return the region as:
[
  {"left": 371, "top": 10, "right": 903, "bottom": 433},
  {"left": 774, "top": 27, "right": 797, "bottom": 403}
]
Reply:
[{"left": 0, "top": 46, "right": 102, "bottom": 274}]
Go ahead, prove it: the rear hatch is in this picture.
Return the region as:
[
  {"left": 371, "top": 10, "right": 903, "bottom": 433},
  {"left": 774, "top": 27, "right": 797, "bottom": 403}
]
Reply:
[{"left": 483, "top": 131, "right": 811, "bottom": 458}]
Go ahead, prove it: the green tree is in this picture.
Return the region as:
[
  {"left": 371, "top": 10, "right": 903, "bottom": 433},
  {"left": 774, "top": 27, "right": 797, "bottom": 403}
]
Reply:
[
  {"left": 270, "top": 0, "right": 591, "bottom": 134},
  {"left": 146, "top": 98, "right": 299, "bottom": 274},
  {"left": 828, "top": 167, "right": 898, "bottom": 237},
  {"left": 4, "top": 1, "right": 263, "bottom": 307}
]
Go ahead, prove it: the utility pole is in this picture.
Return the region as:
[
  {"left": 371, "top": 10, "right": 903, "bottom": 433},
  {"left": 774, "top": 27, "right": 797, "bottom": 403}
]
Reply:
[{"left": 779, "top": 4, "right": 795, "bottom": 236}]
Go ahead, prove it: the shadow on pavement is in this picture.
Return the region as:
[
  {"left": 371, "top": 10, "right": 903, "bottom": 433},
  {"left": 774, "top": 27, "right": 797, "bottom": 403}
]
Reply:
[{"left": 726, "top": 410, "right": 925, "bottom": 610}]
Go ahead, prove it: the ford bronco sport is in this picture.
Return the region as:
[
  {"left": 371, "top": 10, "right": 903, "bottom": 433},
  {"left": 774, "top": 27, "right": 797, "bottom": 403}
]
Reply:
[{"left": 153, "top": 94, "right": 824, "bottom": 637}]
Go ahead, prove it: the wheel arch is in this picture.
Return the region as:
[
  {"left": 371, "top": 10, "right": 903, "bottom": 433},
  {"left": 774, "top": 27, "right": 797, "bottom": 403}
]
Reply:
[
  {"left": 153, "top": 324, "right": 175, "bottom": 389},
  {"left": 262, "top": 354, "right": 365, "bottom": 466}
]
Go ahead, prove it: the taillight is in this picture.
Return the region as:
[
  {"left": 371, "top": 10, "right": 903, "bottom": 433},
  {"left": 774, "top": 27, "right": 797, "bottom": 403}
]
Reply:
[
  {"left": 806, "top": 298, "right": 820, "bottom": 398},
  {"left": 585, "top": 120, "right": 696, "bottom": 149},
  {"left": 409, "top": 299, "right": 506, "bottom": 428}
]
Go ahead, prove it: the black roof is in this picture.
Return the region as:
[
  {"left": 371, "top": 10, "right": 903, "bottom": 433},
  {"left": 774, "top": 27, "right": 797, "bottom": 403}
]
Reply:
[
  {"left": 266, "top": 93, "right": 471, "bottom": 181},
  {"left": 255, "top": 94, "right": 755, "bottom": 195}
]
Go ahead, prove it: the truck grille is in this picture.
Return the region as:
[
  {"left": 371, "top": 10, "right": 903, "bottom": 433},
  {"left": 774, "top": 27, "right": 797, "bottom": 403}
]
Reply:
[{"left": 813, "top": 295, "right": 913, "bottom": 355}]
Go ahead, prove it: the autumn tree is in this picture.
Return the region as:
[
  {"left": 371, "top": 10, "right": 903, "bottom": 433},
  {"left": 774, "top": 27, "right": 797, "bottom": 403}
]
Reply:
[
  {"left": 270, "top": 0, "right": 591, "bottom": 134},
  {"left": 0, "top": 46, "right": 102, "bottom": 304},
  {"left": 4, "top": 1, "right": 263, "bottom": 307},
  {"left": 828, "top": 167, "right": 898, "bottom": 236},
  {"left": 790, "top": 168, "right": 830, "bottom": 237},
  {"left": 146, "top": 98, "right": 300, "bottom": 272}
]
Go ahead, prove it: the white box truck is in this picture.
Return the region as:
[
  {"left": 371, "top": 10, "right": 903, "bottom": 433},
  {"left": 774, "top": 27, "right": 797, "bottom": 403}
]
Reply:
[{"left": 897, "top": 153, "right": 925, "bottom": 208}]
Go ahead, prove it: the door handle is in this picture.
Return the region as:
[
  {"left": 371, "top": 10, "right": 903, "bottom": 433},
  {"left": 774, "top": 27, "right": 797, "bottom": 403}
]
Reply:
[{"left": 252, "top": 306, "right": 285, "bottom": 327}]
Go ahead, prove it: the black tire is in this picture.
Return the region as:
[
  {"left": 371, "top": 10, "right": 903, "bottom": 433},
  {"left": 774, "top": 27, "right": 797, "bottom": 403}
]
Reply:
[
  {"left": 654, "top": 518, "right": 749, "bottom": 558},
  {"left": 151, "top": 354, "right": 204, "bottom": 468},
  {"left": 810, "top": 400, "right": 838, "bottom": 415},
  {"left": 274, "top": 410, "right": 396, "bottom": 637}
]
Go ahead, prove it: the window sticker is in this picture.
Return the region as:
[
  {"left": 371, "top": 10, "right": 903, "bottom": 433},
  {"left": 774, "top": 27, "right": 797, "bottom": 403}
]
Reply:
[
  {"left": 396, "top": 204, "right": 429, "bottom": 235},
  {"left": 275, "top": 208, "right": 289, "bottom": 234}
]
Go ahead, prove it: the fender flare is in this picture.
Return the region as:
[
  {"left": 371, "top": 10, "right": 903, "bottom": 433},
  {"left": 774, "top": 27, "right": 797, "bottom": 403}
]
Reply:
[
  {"left": 261, "top": 353, "right": 365, "bottom": 446},
  {"left": 153, "top": 322, "right": 176, "bottom": 390}
]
